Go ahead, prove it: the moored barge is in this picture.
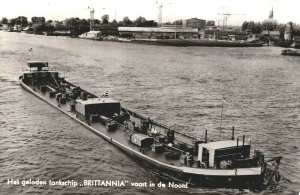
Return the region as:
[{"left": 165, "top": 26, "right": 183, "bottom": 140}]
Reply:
[
  {"left": 281, "top": 49, "right": 300, "bottom": 56},
  {"left": 19, "top": 61, "right": 282, "bottom": 190}
]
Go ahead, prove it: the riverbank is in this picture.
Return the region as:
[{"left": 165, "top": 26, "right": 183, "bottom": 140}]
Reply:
[{"left": 2, "top": 30, "right": 264, "bottom": 47}]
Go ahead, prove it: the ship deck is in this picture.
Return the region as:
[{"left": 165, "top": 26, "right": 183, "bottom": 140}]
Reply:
[
  {"left": 25, "top": 82, "right": 195, "bottom": 168},
  {"left": 19, "top": 77, "right": 268, "bottom": 186}
]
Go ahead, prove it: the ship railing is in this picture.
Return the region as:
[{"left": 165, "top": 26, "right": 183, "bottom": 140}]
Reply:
[
  {"left": 122, "top": 107, "right": 197, "bottom": 148},
  {"left": 22, "top": 67, "right": 58, "bottom": 72},
  {"left": 263, "top": 156, "right": 282, "bottom": 186},
  {"left": 124, "top": 107, "right": 197, "bottom": 139}
]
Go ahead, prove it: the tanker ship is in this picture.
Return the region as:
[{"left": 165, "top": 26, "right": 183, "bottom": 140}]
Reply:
[{"left": 19, "top": 61, "right": 282, "bottom": 189}]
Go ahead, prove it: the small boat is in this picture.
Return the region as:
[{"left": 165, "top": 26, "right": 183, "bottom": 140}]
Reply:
[
  {"left": 19, "top": 61, "right": 282, "bottom": 190},
  {"left": 78, "top": 31, "right": 103, "bottom": 41},
  {"left": 281, "top": 49, "right": 300, "bottom": 56}
]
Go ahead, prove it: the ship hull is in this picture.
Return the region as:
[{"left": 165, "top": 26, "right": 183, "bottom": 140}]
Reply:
[
  {"left": 131, "top": 39, "right": 263, "bottom": 47},
  {"left": 19, "top": 79, "right": 264, "bottom": 189},
  {"left": 282, "top": 53, "right": 300, "bottom": 56}
]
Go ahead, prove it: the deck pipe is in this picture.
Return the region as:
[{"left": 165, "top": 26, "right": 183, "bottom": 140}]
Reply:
[
  {"left": 205, "top": 130, "right": 207, "bottom": 142},
  {"left": 231, "top": 126, "right": 235, "bottom": 140},
  {"left": 237, "top": 138, "right": 239, "bottom": 147},
  {"left": 243, "top": 135, "right": 245, "bottom": 146}
]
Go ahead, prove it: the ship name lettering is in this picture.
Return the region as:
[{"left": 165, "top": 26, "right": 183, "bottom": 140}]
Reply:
[{"left": 83, "top": 180, "right": 126, "bottom": 187}]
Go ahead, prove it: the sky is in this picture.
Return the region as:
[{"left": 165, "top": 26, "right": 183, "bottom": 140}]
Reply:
[{"left": 0, "top": 0, "right": 299, "bottom": 25}]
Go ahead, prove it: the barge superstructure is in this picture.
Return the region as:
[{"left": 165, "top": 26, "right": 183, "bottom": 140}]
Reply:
[{"left": 19, "top": 61, "right": 282, "bottom": 189}]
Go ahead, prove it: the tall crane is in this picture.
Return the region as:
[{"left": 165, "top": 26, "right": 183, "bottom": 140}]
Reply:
[
  {"left": 156, "top": 1, "right": 173, "bottom": 27},
  {"left": 88, "top": 6, "right": 95, "bottom": 31},
  {"left": 156, "top": 1, "right": 163, "bottom": 27},
  {"left": 217, "top": 13, "right": 245, "bottom": 29}
]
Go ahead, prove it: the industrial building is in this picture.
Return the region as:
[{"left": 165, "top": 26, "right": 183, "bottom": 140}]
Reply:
[
  {"left": 204, "top": 30, "right": 250, "bottom": 41},
  {"left": 261, "top": 30, "right": 281, "bottom": 39},
  {"left": 118, "top": 27, "right": 199, "bottom": 39},
  {"left": 182, "top": 18, "right": 206, "bottom": 30}
]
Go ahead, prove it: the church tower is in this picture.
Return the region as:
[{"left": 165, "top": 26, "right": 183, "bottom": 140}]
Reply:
[{"left": 269, "top": 6, "right": 274, "bottom": 20}]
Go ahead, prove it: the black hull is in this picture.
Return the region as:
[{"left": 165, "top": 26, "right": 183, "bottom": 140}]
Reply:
[
  {"left": 20, "top": 79, "right": 265, "bottom": 190},
  {"left": 282, "top": 53, "right": 300, "bottom": 56},
  {"left": 124, "top": 146, "right": 263, "bottom": 189},
  {"left": 131, "top": 39, "right": 263, "bottom": 47}
]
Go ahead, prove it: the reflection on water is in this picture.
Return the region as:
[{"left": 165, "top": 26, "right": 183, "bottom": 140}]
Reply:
[{"left": 0, "top": 32, "right": 299, "bottom": 194}]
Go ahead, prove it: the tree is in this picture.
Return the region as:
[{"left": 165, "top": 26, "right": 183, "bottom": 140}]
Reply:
[
  {"left": 123, "top": 16, "right": 132, "bottom": 26},
  {"left": 31, "top": 17, "right": 45, "bottom": 24},
  {"left": 241, "top": 21, "right": 262, "bottom": 33},
  {"left": 173, "top": 19, "right": 182, "bottom": 25},
  {"left": 46, "top": 20, "right": 53, "bottom": 24},
  {"left": 276, "top": 23, "right": 286, "bottom": 34},
  {"left": 118, "top": 21, "right": 124, "bottom": 26},
  {"left": 16, "top": 16, "right": 28, "bottom": 27},
  {"left": 81, "top": 19, "right": 89, "bottom": 26},
  {"left": 248, "top": 21, "right": 255, "bottom": 30},
  {"left": 65, "top": 17, "right": 78, "bottom": 29},
  {"left": 242, "top": 21, "right": 249, "bottom": 31},
  {"left": 252, "top": 23, "right": 262, "bottom": 34},
  {"left": 111, "top": 19, "right": 118, "bottom": 26},
  {"left": 53, "top": 22, "right": 68, "bottom": 31},
  {"left": 1, "top": 17, "right": 8, "bottom": 24},
  {"left": 33, "top": 23, "right": 46, "bottom": 33},
  {"left": 45, "top": 23, "right": 55, "bottom": 32},
  {"left": 134, "top": 16, "right": 146, "bottom": 26},
  {"left": 206, "top": 20, "right": 215, "bottom": 26},
  {"left": 9, "top": 18, "right": 16, "bottom": 27},
  {"left": 101, "top": 14, "right": 109, "bottom": 24},
  {"left": 262, "top": 21, "right": 277, "bottom": 31},
  {"left": 94, "top": 19, "right": 101, "bottom": 25}
]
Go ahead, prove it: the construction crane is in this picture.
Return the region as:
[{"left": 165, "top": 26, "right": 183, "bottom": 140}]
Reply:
[
  {"left": 217, "top": 13, "right": 245, "bottom": 29},
  {"left": 88, "top": 6, "right": 95, "bottom": 31},
  {"left": 155, "top": 1, "right": 173, "bottom": 27},
  {"left": 156, "top": 1, "right": 163, "bottom": 27}
]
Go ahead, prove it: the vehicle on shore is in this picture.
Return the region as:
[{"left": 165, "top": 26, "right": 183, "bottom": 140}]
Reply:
[{"left": 19, "top": 61, "right": 282, "bottom": 190}]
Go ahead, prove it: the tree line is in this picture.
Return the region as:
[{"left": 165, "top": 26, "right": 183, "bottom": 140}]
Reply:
[
  {"left": 241, "top": 21, "right": 286, "bottom": 34},
  {"left": 2, "top": 16, "right": 299, "bottom": 36},
  {"left": 1, "top": 15, "right": 157, "bottom": 34}
]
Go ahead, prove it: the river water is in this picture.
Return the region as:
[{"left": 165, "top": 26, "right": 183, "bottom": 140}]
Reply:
[{"left": 0, "top": 31, "right": 299, "bottom": 194}]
